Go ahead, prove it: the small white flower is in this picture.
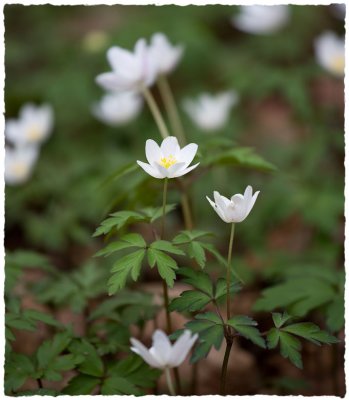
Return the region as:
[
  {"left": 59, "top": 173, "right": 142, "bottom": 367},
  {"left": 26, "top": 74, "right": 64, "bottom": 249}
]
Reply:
[
  {"left": 92, "top": 92, "right": 143, "bottom": 126},
  {"left": 130, "top": 330, "right": 198, "bottom": 369},
  {"left": 5, "top": 146, "right": 39, "bottom": 186},
  {"left": 207, "top": 186, "right": 260, "bottom": 223},
  {"left": 183, "top": 91, "right": 238, "bottom": 132},
  {"left": 232, "top": 5, "right": 289, "bottom": 35},
  {"left": 137, "top": 136, "right": 199, "bottom": 179},
  {"left": 96, "top": 38, "right": 157, "bottom": 92},
  {"left": 149, "top": 32, "right": 184, "bottom": 75},
  {"left": 314, "top": 31, "right": 345, "bottom": 77},
  {"left": 5, "top": 103, "right": 54, "bottom": 146}
]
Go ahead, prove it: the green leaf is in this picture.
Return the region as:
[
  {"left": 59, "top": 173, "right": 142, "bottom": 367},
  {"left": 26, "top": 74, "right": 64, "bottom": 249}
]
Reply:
[
  {"left": 169, "top": 290, "right": 211, "bottom": 312},
  {"left": 253, "top": 277, "right": 336, "bottom": 317},
  {"left": 63, "top": 374, "right": 100, "bottom": 395},
  {"left": 272, "top": 312, "right": 293, "bottom": 329},
  {"left": 203, "top": 146, "right": 277, "bottom": 172},
  {"left": 103, "top": 356, "right": 161, "bottom": 395},
  {"left": 68, "top": 339, "right": 104, "bottom": 377},
  {"left": 267, "top": 328, "right": 280, "bottom": 349},
  {"left": 96, "top": 233, "right": 146, "bottom": 257},
  {"left": 227, "top": 315, "right": 266, "bottom": 348},
  {"left": 188, "top": 241, "right": 206, "bottom": 268},
  {"left": 150, "top": 240, "right": 185, "bottom": 255},
  {"left": 93, "top": 211, "right": 145, "bottom": 237},
  {"left": 183, "top": 312, "right": 224, "bottom": 362},
  {"left": 279, "top": 331, "right": 303, "bottom": 369},
  {"left": 177, "top": 267, "right": 213, "bottom": 296},
  {"left": 282, "top": 323, "right": 339, "bottom": 346},
  {"left": 23, "top": 309, "right": 62, "bottom": 328},
  {"left": 173, "top": 230, "right": 213, "bottom": 244},
  {"left": 325, "top": 295, "right": 344, "bottom": 333},
  {"left": 36, "top": 331, "right": 74, "bottom": 380},
  {"left": 5, "top": 353, "right": 35, "bottom": 393},
  {"left": 143, "top": 203, "right": 177, "bottom": 223},
  {"left": 108, "top": 249, "right": 146, "bottom": 294},
  {"left": 146, "top": 248, "right": 178, "bottom": 287},
  {"left": 215, "top": 278, "right": 241, "bottom": 300}
]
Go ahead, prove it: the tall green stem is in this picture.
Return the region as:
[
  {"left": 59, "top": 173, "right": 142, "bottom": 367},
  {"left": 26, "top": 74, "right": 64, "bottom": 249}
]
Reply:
[
  {"left": 142, "top": 87, "right": 170, "bottom": 139},
  {"left": 226, "top": 223, "right": 235, "bottom": 320},
  {"left": 160, "top": 179, "right": 181, "bottom": 394},
  {"left": 220, "top": 342, "right": 232, "bottom": 395},
  {"left": 157, "top": 74, "right": 187, "bottom": 146},
  {"left": 165, "top": 368, "right": 176, "bottom": 396}
]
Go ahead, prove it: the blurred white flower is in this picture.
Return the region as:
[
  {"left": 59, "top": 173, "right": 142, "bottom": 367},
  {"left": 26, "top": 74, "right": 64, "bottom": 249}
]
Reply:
[
  {"left": 5, "top": 103, "right": 54, "bottom": 146},
  {"left": 92, "top": 92, "right": 143, "bottom": 126},
  {"left": 5, "top": 146, "right": 39, "bottom": 186},
  {"left": 96, "top": 38, "right": 157, "bottom": 92},
  {"left": 149, "top": 32, "right": 184, "bottom": 75},
  {"left": 207, "top": 186, "right": 259, "bottom": 223},
  {"left": 314, "top": 31, "right": 345, "bottom": 77},
  {"left": 232, "top": 5, "right": 290, "bottom": 34},
  {"left": 183, "top": 91, "right": 238, "bottom": 132},
  {"left": 137, "top": 136, "right": 199, "bottom": 179},
  {"left": 130, "top": 330, "right": 198, "bottom": 369}
]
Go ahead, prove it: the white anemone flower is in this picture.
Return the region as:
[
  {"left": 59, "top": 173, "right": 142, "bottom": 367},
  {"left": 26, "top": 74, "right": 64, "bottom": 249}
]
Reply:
[
  {"left": 232, "top": 5, "right": 290, "bottom": 35},
  {"left": 149, "top": 32, "right": 184, "bottom": 75},
  {"left": 207, "top": 186, "right": 260, "bottom": 223},
  {"left": 92, "top": 92, "right": 143, "bottom": 126},
  {"left": 137, "top": 136, "right": 199, "bottom": 179},
  {"left": 130, "top": 330, "right": 198, "bottom": 369},
  {"left": 5, "top": 103, "right": 54, "bottom": 146},
  {"left": 5, "top": 146, "right": 39, "bottom": 186},
  {"left": 314, "top": 31, "right": 345, "bottom": 77},
  {"left": 183, "top": 91, "right": 238, "bottom": 132},
  {"left": 96, "top": 38, "right": 157, "bottom": 93}
]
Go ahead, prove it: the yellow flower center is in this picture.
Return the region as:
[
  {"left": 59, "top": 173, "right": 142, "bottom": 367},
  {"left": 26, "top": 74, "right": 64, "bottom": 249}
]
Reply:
[
  {"left": 330, "top": 55, "right": 345, "bottom": 75},
  {"left": 160, "top": 155, "right": 177, "bottom": 169},
  {"left": 27, "top": 125, "right": 42, "bottom": 142}
]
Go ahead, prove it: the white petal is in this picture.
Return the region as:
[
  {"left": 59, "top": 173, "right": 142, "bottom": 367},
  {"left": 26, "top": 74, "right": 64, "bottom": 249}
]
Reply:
[
  {"left": 107, "top": 46, "right": 136, "bottom": 72},
  {"left": 178, "top": 143, "right": 198, "bottom": 167},
  {"left": 137, "top": 160, "right": 164, "bottom": 178},
  {"left": 130, "top": 338, "right": 162, "bottom": 368},
  {"left": 154, "top": 162, "right": 170, "bottom": 178},
  {"left": 167, "top": 162, "right": 186, "bottom": 178},
  {"left": 171, "top": 162, "right": 199, "bottom": 178},
  {"left": 145, "top": 139, "right": 161, "bottom": 165},
  {"left": 152, "top": 330, "right": 173, "bottom": 365},
  {"left": 246, "top": 190, "right": 260, "bottom": 216},
  {"left": 95, "top": 72, "right": 135, "bottom": 92},
  {"left": 207, "top": 196, "right": 229, "bottom": 223},
  {"left": 170, "top": 331, "right": 198, "bottom": 367},
  {"left": 160, "top": 136, "right": 180, "bottom": 157},
  {"left": 214, "top": 191, "right": 229, "bottom": 215}
]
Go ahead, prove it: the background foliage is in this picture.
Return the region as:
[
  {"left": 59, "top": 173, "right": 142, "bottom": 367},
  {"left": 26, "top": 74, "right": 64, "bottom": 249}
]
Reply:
[{"left": 5, "top": 4, "right": 344, "bottom": 396}]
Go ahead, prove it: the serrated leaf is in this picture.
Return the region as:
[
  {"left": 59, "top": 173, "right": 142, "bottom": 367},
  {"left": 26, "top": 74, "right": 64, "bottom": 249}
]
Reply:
[
  {"left": 282, "top": 323, "right": 339, "bottom": 346},
  {"left": 93, "top": 211, "right": 145, "bottom": 237},
  {"left": 325, "top": 295, "right": 344, "bottom": 333},
  {"left": 23, "top": 309, "right": 62, "bottom": 328},
  {"left": 227, "top": 315, "right": 266, "bottom": 348},
  {"left": 267, "top": 328, "right": 280, "bottom": 349},
  {"left": 215, "top": 278, "right": 241, "bottom": 300},
  {"left": 279, "top": 331, "right": 303, "bottom": 369},
  {"left": 177, "top": 268, "right": 213, "bottom": 296},
  {"left": 272, "top": 312, "right": 293, "bottom": 329},
  {"left": 5, "top": 353, "right": 35, "bottom": 392},
  {"left": 96, "top": 233, "right": 146, "bottom": 257},
  {"left": 63, "top": 374, "right": 100, "bottom": 395},
  {"left": 150, "top": 240, "right": 185, "bottom": 255},
  {"left": 146, "top": 248, "right": 178, "bottom": 287},
  {"left": 68, "top": 339, "right": 104, "bottom": 377},
  {"left": 169, "top": 290, "right": 211, "bottom": 312},
  {"left": 188, "top": 241, "right": 206, "bottom": 267},
  {"left": 108, "top": 249, "right": 146, "bottom": 294},
  {"left": 173, "top": 230, "right": 213, "bottom": 244}
]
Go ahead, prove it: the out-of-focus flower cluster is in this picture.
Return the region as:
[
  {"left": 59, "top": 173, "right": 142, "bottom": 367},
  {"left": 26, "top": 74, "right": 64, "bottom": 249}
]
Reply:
[{"left": 5, "top": 104, "right": 54, "bottom": 185}]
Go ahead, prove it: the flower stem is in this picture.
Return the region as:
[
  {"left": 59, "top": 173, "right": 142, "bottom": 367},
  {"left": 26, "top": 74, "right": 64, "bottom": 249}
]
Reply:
[
  {"left": 165, "top": 368, "right": 176, "bottom": 396},
  {"left": 220, "top": 341, "right": 233, "bottom": 395},
  {"left": 161, "top": 178, "right": 168, "bottom": 238},
  {"left": 180, "top": 192, "right": 194, "bottom": 230},
  {"left": 157, "top": 74, "right": 187, "bottom": 146},
  {"left": 226, "top": 223, "right": 235, "bottom": 321},
  {"left": 142, "top": 86, "right": 170, "bottom": 139}
]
